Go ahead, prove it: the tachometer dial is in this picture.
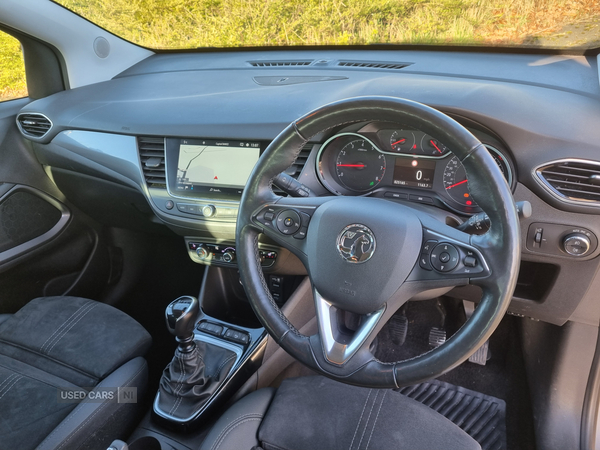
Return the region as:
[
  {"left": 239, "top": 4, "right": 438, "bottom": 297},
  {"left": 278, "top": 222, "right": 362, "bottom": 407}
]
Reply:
[
  {"left": 335, "top": 139, "right": 386, "bottom": 192},
  {"left": 389, "top": 130, "right": 416, "bottom": 153},
  {"left": 421, "top": 135, "right": 451, "bottom": 156}
]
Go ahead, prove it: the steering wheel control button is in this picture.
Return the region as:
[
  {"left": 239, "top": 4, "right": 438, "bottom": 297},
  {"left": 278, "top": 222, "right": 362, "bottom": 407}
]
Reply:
[
  {"left": 419, "top": 254, "right": 432, "bottom": 271},
  {"left": 337, "top": 224, "right": 377, "bottom": 264},
  {"left": 264, "top": 211, "right": 275, "bottom": 221},
  {"left": 294, "top": 227, "right": 308, "bottom": 240},
  {"left": 463, "top": 256, "right": 477, "bottom": 267},
  {"left": 276, "top": 210, "right": 301, "bottom": 235},
  {"left": 430, "top": 243, "right": 459, "bottom": 272},
  {"left": 422, "top": 240, "right": 437, "bottom": 254},
  {"left": 563, "top": 234, "right": 591, "bottom": 256}
]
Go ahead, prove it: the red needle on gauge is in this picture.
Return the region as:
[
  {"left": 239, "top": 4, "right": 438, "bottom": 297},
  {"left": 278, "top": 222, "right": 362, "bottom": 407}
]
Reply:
[
  {"left": 337, "top": 164, "right": 366, "bottom": 168},
  {"left": 430, "top": 140, "right": 443, "bottom": 154},
  {"left": 446, "top": 179, "right": 468, "bottom": 189},
  {"left": 391, "top": 139, "right": 406, "bottom": 146}
]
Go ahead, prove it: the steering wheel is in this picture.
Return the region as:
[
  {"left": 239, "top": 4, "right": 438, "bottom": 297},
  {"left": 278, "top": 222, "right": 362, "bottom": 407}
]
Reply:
[{"left": 236, "top": 96, "right": 520, "bottom": 388}]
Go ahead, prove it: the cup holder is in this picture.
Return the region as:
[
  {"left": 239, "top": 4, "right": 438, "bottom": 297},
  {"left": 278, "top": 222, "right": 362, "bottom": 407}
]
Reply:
[{"left": 128, "top": 436, "right": 162, "bottom": 450}]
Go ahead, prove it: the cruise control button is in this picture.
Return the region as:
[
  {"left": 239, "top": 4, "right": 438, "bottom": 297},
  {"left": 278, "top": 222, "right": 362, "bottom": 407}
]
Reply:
[
  {"left": 264, "top": 212, "right": 275, "bottom": 221},
  {"left": 430, "top": 243, "right": 459, "bottom": 272},
  {"left": 464, "top": 256, "right": 477, "bottom": 267}
]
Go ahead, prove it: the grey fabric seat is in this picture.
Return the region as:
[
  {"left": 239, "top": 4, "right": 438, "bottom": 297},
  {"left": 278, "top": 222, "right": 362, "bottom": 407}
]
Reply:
[
  {"left": 0, "top": 296, "right": 151, "bottom": 450},
  {"left": 200, "top": 376, "right": 481, "bottom": 450}
]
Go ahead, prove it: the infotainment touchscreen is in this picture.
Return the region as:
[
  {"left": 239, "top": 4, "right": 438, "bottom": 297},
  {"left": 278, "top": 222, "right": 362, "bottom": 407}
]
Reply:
[{"left": 168, "top": 138, "right": 261, "bottom": 199}]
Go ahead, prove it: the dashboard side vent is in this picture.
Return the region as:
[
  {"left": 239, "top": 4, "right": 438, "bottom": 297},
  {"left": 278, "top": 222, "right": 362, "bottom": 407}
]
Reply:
[
  {"left": 337, "top": 60, "right": 411, "bottom": 70},
  {"left": 17, "top": 113, "right": 52, "bottom": 138},
  {"left": 138, "top": 136, "right": 166, "bottom": 188},
  {"left": 537, "top": 160, "right": 600, "bottom": 203},
  {"left": 273, "top": 144, "right": 314, "bottom": 196},
  {"left": 249, "top": 60, "right": 313, "bottom": 67}
]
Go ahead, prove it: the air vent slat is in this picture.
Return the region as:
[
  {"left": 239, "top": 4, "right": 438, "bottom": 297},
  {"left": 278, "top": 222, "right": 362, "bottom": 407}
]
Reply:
[
  {"left": 249, "top": 60, "right": 313, "bottom": 67},
  {"left": 138, "top": 136, "right": 166, "bottom": 189},
  {"left": 538, "top": 160, "right": 600, "bottom": 204},
  {"left": 337, "top": 60, "right": 410, "bottom": 70},
  {"left": 17, "top": 113, "right": 52, "bottom": 138}
]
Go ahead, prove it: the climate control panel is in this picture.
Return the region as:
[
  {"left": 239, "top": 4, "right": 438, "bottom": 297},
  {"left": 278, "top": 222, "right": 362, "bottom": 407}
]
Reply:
[{"left": 185, "top": 240, "right": 278, "bottom": 267}]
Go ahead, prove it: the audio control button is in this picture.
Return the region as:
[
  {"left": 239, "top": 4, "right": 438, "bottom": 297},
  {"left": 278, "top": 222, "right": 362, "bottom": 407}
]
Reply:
[
  {"left": 430, "top": 243, "right": 459, "bottom": 272},
  {"left": 276, "top": 210, "right": 301, "bottom": 235}
]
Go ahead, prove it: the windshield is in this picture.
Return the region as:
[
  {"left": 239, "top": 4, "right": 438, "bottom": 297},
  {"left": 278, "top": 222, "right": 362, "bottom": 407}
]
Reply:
[{"left": 55, "top": 0, "right": 600, "bottom": 50}]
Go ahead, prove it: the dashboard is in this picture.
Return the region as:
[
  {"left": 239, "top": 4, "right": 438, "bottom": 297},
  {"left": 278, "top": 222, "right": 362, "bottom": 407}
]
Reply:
[{"left": 13, "top": 48, "right": 600, "bottom": 328}]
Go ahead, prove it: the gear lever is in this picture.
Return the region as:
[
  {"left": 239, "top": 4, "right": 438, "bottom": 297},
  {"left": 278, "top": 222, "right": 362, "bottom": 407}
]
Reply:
[
  {"left": 165, "top": 295, "right": 199, "bottom": 353},
  {"left": 156, "top": 295, "right": 237, "bottom": 423}
]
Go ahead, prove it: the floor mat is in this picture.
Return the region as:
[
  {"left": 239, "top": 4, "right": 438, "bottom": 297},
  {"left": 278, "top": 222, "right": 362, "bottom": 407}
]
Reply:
[{"left": 398, "top": 379, "right": 507, "bottom": 450}]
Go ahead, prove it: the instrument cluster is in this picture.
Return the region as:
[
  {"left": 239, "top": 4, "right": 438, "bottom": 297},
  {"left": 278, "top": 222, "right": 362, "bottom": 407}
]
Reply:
[{"left": 316, "top": 125, "right": 515, "bottom": 215}]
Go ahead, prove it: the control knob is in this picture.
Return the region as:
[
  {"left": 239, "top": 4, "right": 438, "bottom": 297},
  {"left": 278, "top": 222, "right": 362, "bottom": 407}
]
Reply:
[
  {"left": 222, "top": 249, "right": 236, "bottom": 263},
  {"left": 202, "top": 205, "right": 216, "bottom": 218},
  {"left": 563, "top": 233, "right": 591, "bottom": 257},
  {"left": 196, "top": 245, "right": 210, "bottom": 260}
]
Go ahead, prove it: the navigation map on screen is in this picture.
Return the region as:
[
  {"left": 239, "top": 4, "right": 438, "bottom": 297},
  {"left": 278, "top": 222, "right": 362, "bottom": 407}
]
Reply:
[{"left": 176, "top": 141, "right": 260, "bottom": 189}]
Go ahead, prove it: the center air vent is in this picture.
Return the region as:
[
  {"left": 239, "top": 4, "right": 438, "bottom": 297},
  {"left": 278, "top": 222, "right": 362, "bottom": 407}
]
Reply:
[
  {"left": 138, "top": 136, "right": 166, "bottom": 188},
  {"left": 273, "top": 143, "right": 314, "bottom": 196},
  {"left": 17, "top": 113, "right": 52, "bottom": 138},
  {"left": 249, "top": 60, "right": 313, "bottom": 67},
  {"left": 536, "top": 159, "right": 600, "bottom": 204},
  {"left": 337, "top": 61, "right": 411, "bottom": 70}
]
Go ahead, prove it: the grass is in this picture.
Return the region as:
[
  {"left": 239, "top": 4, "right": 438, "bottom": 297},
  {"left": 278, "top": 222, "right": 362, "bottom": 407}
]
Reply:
[
  {"left": 0, "top": 33, "right": 27, "bottom": 101},
  {"left": 1, "top": 0, "right": 600, "bottom": 100}
]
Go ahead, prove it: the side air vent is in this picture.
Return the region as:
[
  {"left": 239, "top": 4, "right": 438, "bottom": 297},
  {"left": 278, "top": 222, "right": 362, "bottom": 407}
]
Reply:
[
  {"left": 138, "top": 136, "right": 166, "bottom": 188},
  {"left": 536, "top": 159, "right": 600, "bottom": 204},
  {"left": 249, "top": 60, "right": 313, "bottom": 67},
  {"left": 273, "top": 144, "right": 314, "bottom": 196},
  {"left": 17, "top": 113, "right": 52, "bottom": 138},
  {"left": 337, "top": 60, "right": 411, "bottom": 70}
]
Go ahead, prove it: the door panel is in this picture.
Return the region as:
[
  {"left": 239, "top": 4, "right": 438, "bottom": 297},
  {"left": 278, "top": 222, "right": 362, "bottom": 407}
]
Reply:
[{"left": 0, "top": 100, "right": 111, "bottom": 313}]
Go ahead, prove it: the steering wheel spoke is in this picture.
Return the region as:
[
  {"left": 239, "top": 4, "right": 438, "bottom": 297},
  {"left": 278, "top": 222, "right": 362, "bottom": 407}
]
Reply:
[{"left": 313, "top": 289, "right": 384, "bottom": 366}]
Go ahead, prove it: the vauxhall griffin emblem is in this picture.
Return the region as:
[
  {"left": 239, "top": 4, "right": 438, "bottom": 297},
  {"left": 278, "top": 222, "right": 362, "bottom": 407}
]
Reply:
[{"left": 336, "top": 224, "right": 376, "bottom": 263}]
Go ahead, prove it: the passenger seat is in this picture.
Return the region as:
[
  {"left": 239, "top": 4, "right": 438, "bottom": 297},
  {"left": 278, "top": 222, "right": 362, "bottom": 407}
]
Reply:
[{"left": 0, "top": 296, "right": 151, "bottom": 450}]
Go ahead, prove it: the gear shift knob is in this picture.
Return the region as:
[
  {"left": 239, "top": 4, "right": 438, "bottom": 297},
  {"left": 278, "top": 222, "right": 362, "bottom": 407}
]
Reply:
[{"left": 166, "top": 296, "right": 199, "bottom": 351}]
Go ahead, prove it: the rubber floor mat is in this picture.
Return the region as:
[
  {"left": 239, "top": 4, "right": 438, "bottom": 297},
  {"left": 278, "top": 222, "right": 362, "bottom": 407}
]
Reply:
[{"left": 397, "top": 379, "right": 507, "bottom": 450}]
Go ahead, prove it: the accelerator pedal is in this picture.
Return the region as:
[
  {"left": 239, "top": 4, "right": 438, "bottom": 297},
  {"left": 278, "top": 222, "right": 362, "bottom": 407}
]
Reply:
[{"left": 428, "top": 327, "right": 446, "bottom": 348}]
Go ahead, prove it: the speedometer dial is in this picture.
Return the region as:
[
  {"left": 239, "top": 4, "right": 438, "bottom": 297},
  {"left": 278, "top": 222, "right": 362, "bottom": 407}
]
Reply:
[{"left": 335, "top": 139, "right": 386, "bottom": 192}]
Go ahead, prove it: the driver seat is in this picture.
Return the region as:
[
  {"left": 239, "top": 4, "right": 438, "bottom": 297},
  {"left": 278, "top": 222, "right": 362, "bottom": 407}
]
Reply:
[{"left": 200, "top": 376, "right": 480, "bottom": 450}]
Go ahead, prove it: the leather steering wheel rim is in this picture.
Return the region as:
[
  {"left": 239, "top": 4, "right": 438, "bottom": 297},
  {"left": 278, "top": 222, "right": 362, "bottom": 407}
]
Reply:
[{"left": 236, "top": 96, "right": 520, "bottom": 388}]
